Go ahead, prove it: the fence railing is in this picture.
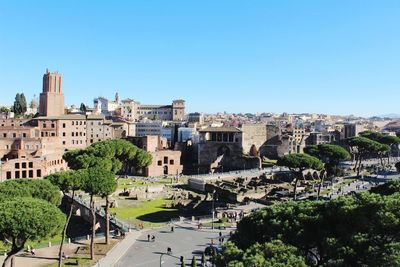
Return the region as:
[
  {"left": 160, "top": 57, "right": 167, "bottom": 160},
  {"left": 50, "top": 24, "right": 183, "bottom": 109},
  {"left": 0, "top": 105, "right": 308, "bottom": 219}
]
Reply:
[{"left": 68, "top": 194, "right": 137, "bottom": 233}]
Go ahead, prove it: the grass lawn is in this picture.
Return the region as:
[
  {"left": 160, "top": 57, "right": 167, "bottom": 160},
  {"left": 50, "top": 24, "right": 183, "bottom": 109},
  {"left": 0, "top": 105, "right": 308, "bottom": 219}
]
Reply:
[{"left": 110, "top": 198, "right": 179, "bottom": 228}]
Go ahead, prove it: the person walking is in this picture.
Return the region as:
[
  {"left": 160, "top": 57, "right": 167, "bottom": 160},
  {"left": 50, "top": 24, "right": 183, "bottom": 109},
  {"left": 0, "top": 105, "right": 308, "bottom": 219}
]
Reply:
[{"left": 147, "top": 234, "right": 150, "bottom": 242}]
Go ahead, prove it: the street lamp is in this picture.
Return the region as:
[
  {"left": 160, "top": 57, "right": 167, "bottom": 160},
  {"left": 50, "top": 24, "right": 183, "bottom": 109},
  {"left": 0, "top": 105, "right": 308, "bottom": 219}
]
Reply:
[{"left": 211, "top": 189, "right": 216, "bottom": 230}]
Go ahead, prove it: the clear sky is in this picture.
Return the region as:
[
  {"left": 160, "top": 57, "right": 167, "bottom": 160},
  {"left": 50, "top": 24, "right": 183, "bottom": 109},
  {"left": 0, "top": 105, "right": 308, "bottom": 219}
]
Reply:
[{"left": 0, "top": 1, "right": 399, "bottom": 117}]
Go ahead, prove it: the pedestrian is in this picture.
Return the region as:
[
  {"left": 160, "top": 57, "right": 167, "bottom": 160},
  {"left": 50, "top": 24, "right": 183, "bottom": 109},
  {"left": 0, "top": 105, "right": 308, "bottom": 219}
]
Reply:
[
  {"left": 147, "top": 234, "right": 150, "bottom": 242},
  {"left": 167, "top": 247, "right": 172, "bottom": 254},
  {"left": 152, "top": 235, "right": 155, "bottom": 242},
  {"left": 219, "top": 231, "right": 222, "bottom": 238},
  {"left": 171, "top": 225, "right": 174, "bottom": 232},
  {"left": 222, "top": 237, "right": 224, "bottom": 243}
]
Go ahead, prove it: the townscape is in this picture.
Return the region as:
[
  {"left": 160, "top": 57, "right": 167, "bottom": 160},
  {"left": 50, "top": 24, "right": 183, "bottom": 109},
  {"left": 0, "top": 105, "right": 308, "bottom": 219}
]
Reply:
[
  {"left": 1, "top": 1, "right": 400, "bottom": 267},
  {"left": 1, "top": 70, "right": 400, "bottom": 267}
]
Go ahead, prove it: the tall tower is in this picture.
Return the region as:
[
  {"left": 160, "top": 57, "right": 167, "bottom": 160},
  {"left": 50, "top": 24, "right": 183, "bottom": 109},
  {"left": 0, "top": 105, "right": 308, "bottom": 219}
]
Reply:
[
  {"left": 172, "top": 99, "right": 185, "bottom": 121},
  {"left": 39, "top": 69, "right": 65, "bottom": 117}
]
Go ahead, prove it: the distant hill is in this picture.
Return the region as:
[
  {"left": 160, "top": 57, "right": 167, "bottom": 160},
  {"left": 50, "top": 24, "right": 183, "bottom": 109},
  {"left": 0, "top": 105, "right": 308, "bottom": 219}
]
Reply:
[{"left": 376, "top": 114, "right": 400, "bottom": 119}]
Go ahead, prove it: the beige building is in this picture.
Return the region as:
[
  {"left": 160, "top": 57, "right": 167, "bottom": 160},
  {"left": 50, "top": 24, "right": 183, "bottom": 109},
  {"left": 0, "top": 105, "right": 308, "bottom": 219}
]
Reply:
[{"left": 96, "top": 95, "right": 186, "bottom": 122}]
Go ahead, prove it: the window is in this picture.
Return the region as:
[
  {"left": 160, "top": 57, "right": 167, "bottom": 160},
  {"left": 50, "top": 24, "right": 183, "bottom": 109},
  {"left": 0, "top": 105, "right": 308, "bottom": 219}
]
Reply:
[
  {"left": 22, "top": 162, "right": 26, "bottom": 168},
  {"left": 72, "top": 132, "right": 74, "bottom": 136},
  {"left": 43, "top": 123, "right": 47, "bottom": 128},
  {"left": 3, "top": 133, "right": 6, "bottom": 138},
  {"left": 13, "top": 133, "right": 16, "bottom": 138},
  {"left": 62, "top": 132, "right": 66, "bottom": 137},
  {"left": 62, "top": 141, "right": 66, "bottom": 145},
  {"left": 164, "top": 157, "right": 168, "bottom": 164},
  {"left": 22, "top": 133, "right": 27, "bottom": 138},
  {"left": 72, "top": 121, "right": 74, "bottom": 125},
  {"left": 15, "top": 171, "right": 20, "bottom": 179},
  {"left": 158, "top": 160, "right": 162, "bottom": 166},
  {"left": 36, "top": 169, "right": 41, "bottom": 177},
  {"left": 22, "top": 170, "right": 27, "bottom": 178},
  {"left": 62, "top": 123, "right": 66, "bottom": 128},
  {"left": 15, "top": 163, "right": 20, "bottom": 169},
  {"left": 169, "top": 159, "right": 174, "bottom": 165},
  {"left": 29, "top": 170, "right": 33, "bottom": 178},
  {"left": 51, "top": 123, "right": 55, "bottom": 128},
  {"left": 29, "top": 162, "right": 33, "bottom": 168},
  {"left": 6, "top": 171, "right": 11, "bottom": 179}
]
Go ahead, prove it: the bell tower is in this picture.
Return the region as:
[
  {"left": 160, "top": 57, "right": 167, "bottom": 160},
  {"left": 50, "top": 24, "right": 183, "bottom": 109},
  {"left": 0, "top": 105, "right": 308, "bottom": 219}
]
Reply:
[{"left": 39, "top": 69, "right": 65, "bottom": 117}]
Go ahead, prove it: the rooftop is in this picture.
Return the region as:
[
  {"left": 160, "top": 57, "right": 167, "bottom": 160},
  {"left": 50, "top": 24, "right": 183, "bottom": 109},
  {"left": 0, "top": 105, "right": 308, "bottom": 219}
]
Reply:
[{"left": 198, "top": 127, "right": 241, "bottom": 133}]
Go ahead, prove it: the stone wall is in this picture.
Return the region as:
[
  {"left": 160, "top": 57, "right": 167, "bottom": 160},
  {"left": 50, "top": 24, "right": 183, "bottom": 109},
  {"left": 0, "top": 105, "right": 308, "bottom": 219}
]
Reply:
[{"left": 241, "top": 124, "right": 267, "bottom": 154}]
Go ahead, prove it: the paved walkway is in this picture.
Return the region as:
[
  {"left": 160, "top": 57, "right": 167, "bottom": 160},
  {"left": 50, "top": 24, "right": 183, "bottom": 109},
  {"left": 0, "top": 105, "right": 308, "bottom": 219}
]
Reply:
[
  {"left": 0, "top": 243, "right": 80, "bottom": 267},
  {"left": 114, "top": 222, "right": 233, "bottom": 267},
  {"left": 92, "top": 230, "right": 145, "bottom": 267}
]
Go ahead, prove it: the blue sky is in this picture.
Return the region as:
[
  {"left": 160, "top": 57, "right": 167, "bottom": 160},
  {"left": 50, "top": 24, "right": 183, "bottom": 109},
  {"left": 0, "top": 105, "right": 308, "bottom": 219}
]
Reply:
[{"left": 0, "top": 1, "right": 399, "bottom": 116}]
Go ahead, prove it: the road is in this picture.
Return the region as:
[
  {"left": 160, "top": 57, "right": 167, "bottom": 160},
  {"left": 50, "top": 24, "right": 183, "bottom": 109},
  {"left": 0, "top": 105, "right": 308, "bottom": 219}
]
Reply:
[{"left": 114, "top": 223, "right": 231, "bottom": 267}]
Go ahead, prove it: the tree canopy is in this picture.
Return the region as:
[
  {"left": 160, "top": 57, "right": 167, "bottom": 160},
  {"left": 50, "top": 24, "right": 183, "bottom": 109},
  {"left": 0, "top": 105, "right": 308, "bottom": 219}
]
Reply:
[
  {"left": 79, "top": 103, "right": 87, "bottom": 112},
  {"left": 304, "top": 144, "right": 350, "bottom": 164},
  {"left": 277, "top": 153, "right": 324, "bottom": 173},
  {"left": 304, "top": 144, "right": 351, "bottom": 177},
  {"left": 45, "top": 169, "right": 86, "bottom": 195},
  {"left": 370, "top": 180, "right": 400, "bottom": 196},
  {"left": 360, "top": 131, "right": 400, "bottom": 146},
  {"left": 344, "top": 136, "right": 390, "bottom": 176},
  {"left": 0, "top": 179, "right": 61, "bottom": 205},
  {"left": 0, "top": 197, "right": 65, "bottom": 267},
  {"left": 277, "top": 154, "right": 324, "bottom": 199},
  {"left": 227, "top": 193, "right": 400, "bottom": 266},
  {"left": 219, "top": 240, "right": 306, "bottom": 267},
  {"left": 63, "top": 139, "right": 152, "bottom": 174},
  {"left": 12, "top": 93, "right": 27, "bottom": 116}
]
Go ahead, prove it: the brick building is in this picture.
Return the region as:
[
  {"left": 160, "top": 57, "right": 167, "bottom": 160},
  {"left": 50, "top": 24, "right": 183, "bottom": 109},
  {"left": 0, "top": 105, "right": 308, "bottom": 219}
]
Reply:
[{"left": 127, "top": 136, "right": 183, "bottom": 177}]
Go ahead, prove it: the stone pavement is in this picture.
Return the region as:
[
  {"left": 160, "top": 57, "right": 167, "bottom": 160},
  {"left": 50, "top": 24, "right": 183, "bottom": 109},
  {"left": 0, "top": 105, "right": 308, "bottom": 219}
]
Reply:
[
  {"left": 92, "top": 230, "right": 145, "bottom": 267},
  {"left": 114, "top": 222, "right": 233, "bottom": 267}
]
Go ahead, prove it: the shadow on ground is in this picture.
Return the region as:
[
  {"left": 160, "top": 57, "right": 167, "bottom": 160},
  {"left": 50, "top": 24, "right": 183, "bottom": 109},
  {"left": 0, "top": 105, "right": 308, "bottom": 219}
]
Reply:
[{"left": 136, "top": 210, "right": 180, "bottom": 223}]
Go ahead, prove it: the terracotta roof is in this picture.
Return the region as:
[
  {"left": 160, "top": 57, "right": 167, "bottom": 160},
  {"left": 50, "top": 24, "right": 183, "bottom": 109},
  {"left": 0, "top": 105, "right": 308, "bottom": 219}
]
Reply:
[
  {"left": 198, "top": 127, "right": 241, "bottom": 133},
  {"left": 35, "top": 114, "right": 86, "bottom": 120}
]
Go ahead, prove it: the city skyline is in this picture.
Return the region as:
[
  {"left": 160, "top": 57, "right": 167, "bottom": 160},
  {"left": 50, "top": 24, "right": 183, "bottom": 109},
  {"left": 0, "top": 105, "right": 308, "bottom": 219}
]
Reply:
[{"left": 1, "top": 1, "right": 399, "bottom": 116}]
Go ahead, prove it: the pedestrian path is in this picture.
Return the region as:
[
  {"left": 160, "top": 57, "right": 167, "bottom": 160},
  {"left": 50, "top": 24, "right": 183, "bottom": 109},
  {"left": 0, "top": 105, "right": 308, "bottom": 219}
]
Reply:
[
  {"left": 92, "top": 230, "right": 145, "bottom": 267},
  {"left": 0, "top": 243, "right": 79, "bottom": 267}
]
